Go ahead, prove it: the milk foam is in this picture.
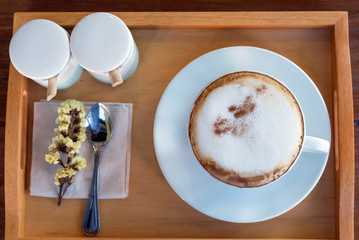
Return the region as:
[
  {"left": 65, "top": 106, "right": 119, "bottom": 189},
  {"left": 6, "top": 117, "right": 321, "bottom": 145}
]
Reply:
[{"left": 194, "top": 76, "right": 303, "bottom": 177}]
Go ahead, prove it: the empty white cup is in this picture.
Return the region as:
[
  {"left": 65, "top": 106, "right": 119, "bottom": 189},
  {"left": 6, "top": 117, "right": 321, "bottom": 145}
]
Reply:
[
  {"left": 9, "top": 19, "right": 83, "bottom": 100},
  {"left": 70, "top": 12, "right": 139, "bottom": 86}
]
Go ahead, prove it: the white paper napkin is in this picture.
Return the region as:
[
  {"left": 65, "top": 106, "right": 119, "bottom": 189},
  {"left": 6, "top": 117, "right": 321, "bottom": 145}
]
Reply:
[{"left": 30, "top": 101, "right": 132, "bottom": 199}]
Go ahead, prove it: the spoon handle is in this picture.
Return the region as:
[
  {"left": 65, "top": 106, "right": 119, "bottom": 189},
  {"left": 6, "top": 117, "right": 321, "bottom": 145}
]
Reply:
[{"left": 82, "top": 151, "right": 100, "bottom": 236}]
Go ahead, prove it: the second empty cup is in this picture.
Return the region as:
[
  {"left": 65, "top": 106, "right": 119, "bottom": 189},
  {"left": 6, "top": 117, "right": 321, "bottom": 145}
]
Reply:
[{"left": 70, "top": 12, "right": 139, "bottom": 87}]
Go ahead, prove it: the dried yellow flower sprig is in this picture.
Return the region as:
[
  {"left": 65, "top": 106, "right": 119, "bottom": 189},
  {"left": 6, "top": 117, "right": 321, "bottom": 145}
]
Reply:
[{"left": 45, "top": 99, "right": 87, "bottom": 206}]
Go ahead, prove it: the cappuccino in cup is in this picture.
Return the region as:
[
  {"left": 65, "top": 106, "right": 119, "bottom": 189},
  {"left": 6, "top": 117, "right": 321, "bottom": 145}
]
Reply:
[{"left": 189, "top": 72, "right": 304, "bottom": 187}]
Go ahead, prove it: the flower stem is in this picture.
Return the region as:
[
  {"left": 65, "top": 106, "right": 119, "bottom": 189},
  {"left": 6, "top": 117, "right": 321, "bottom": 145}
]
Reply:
[
  {"left": 57, "top": 183, "right": 64, "bottom": 206},
  {"left": 57, "top": 158, "right": 65, "bottom": 167},
  {"left": 61, "top": 182, "right": 72, "bottom": 197}
]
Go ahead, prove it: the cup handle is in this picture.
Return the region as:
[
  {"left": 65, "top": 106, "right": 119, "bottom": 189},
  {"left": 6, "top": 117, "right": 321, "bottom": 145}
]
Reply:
[
  {"left": 47, "top": 76, "right": 57, "bottom": 101},
  {"left": 302, "top": 136, "right": 330, "bottom": 154},
  {"left": 109, "top": 67, "right": 123, "bottom": 87}
]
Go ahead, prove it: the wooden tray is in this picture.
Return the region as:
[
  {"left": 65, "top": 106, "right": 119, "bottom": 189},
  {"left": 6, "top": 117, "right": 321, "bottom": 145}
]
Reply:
[{"left": 5, "top": 12, "right": 354, "bottom": 240}]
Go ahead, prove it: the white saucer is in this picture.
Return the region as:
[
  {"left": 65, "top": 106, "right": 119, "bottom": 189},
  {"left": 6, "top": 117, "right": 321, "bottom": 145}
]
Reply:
[{"left": 153, "top": 46, "right": 331, "bottom": 223}]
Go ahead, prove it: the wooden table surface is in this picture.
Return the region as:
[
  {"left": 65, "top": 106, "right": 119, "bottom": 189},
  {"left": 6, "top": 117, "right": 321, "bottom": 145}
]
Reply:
[{"left": 0, "top": 1, "right": 358, "bottom": 239}]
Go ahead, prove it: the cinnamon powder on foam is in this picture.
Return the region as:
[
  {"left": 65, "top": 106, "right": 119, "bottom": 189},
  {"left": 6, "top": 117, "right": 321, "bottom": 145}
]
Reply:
[{"left": 213, "top": 92, "right": 260, "bottom": 136}]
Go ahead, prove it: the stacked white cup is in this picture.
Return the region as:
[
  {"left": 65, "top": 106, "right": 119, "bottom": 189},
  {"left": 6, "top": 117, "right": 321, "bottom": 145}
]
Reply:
[
  {"left": 70, "top": 12, "right": 139, "bottom": 87},
  {"left": 10, "top": 19, "right": 83, "bottom": 100}
]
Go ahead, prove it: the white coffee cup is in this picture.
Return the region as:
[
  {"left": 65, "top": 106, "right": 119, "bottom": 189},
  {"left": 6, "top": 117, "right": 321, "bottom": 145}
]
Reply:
[
  {"left": 70, "top": 12, "right": 139, "bottom": 87},
  {"left": 9, "top": 19, "right": 83, "bottom": 100},
  {"left": 188, "top": 71, "right": 330, "bottom": 188}
]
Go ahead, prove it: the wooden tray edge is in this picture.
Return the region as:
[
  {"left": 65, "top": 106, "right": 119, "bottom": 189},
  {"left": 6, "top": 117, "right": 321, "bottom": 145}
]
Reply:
[
  {"left": 12, "top": 11, "right": 347, "bottom": 29},
  {"left": 332, "top": 13, "right": 355, "bottom": 240},
  {"left": 4, "top": 11, "right": 353, "bottom": 240}
]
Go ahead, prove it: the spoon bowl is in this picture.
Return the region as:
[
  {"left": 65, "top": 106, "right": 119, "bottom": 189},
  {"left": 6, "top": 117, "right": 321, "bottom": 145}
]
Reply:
[{"left": 85, "top": 103, "right": 112, "bottom": 150}]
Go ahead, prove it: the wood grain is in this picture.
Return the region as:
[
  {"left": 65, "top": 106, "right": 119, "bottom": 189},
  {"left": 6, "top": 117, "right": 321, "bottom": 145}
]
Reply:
[{"left": 0, "top": 2, "right": 358, "bottom": 240}]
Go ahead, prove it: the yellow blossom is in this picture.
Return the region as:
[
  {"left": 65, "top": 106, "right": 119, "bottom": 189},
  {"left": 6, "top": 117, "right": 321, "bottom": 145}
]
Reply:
[
  {"left": 77, "top": 131, "right": 86, "bottom": 142},
  {"left": 48, "top": 135, "right": 65, "bottom": 152},
  {"left": 60, "top": 99, "right": 85, "bottom": 112},
  {"left": 45, "top": 151, "right": 60, "bottom": 164},
  {"left": 55, "top": 128, "right": 66, "bottom": 135},
  {"left": 54, "top": 167, "right": 77, "bottom": 185},
  {"left": 58, "top": 123, "right": 69, "bottom": 132},
  {"left": 62, "top": 137, "right": 81, "bottom": 155},
  {"left": 79, "top": 110, "right": 86, "bottom": 119},
  {"left": 73, "top": 140, "right": 82, "bottom": 149},
  {"left": 70, "top": 100, "right": 85, "bottom": 111},
  {"left": 58, "top": 104, "right": 71, "bottom": 114},
  {"left": 63, "top": 136, "right": 75, "bottom": 147},
  {"left": 52, "top": 135, "right": 65, "bottom": 143},
  {"left": 79, "top": 121, "right": 86, "bottom": 128},
  {"left": 68, "top": 148, "right": 79, "bottom": 156},
  {"left": 48, "top": 135, "right": 82, "bottom": 154},
  {"left": 56, "top": 113, "right": 71, "bottom": 124},
  {"left": 71, "top": 156, "right": 87, "bottom": 171}
]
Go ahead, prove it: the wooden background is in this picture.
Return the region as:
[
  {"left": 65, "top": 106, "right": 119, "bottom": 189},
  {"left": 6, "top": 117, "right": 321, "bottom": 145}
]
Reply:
[{"left": 0, "top": 0, "right": 358, "bottom": 239}]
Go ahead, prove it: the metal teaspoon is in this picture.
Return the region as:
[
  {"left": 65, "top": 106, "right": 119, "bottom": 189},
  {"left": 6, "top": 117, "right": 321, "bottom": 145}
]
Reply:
[{"left": 83, "top": 103, "right": 113, "bottom": 236}]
